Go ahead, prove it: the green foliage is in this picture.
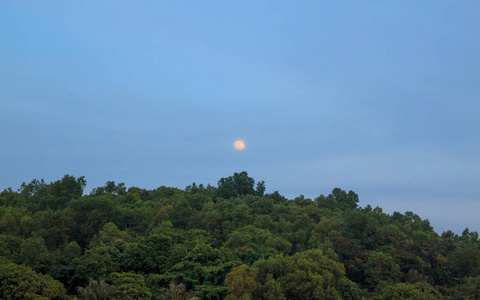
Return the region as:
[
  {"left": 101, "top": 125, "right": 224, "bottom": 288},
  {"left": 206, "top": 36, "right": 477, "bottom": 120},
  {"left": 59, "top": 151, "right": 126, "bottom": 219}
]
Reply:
[
  {"left": 225, "top": 249, "right": 360, "bottom": 299},
  {"left": 0, "top": 206, "right": 27, "bottom": 236},
  {"left": 171, "top": 196, "right": 195, "bottom": 229},
  {"left": 364, "top": 251, "right": 402, "bottom": 289},
  {"left": 110, "top": 272, "right": 152, "bottom": 300},
  {"left": 316, "top": 188, "right": 359, "bottom": 210},
  {"left": 70, "top": 247, "right": 114, "bottom": 288},
  {"left": 225, "top": 225, "right": 291, "bottom": 263},
  {"left": 89, "top": 222, "right": 131, "bottom": 248},
  {"left": 0, "top": 233, "right": 22, "bottom": 260},
  {"left": 377, "top": 282, "right": 441, "bottom": 300},
  {"left": 20, "top": 236, "right": 50, "bottom": 269},
  {"left": 49, "top": 175, "right": 86, "bottom": 210},
  {"left": 449, "top": 242, "right": 480, "bottom": 278},
  {"left": 454, "top": 275, "right": 480, "bottom": 299},
  {"left": 34, "top": 209, "right": 71, "bottom": 250},
  {"left": 91, "top": 181, "right": 127, "bottom": 196},
  {"left": 78, "top": 279, "right": 114, "bottom": 300},
  {"left": 0, "top": 258, "right": 66, "bottom": 299},
  {"left": 255, "top": 181, "right": 265, "bottom": 197},
  {"left": 0, "top": 173, "right": 478, "bottom": 299},
  {"left": 67, "top": 194, "right": 122, "bottom": 248},
  {"left": 122, "top": 222, "right": 179, "bottom": 274},
  {"left": 216, "top": 172, "right": 257, "bottom": 199},
  {"left": 162, "top": 281, "right": 199, "bottom": 300}
]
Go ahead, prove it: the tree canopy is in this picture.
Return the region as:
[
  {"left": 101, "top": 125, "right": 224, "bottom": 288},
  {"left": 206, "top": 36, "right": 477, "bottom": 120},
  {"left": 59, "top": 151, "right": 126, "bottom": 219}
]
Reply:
[{"left": 0, "top": 172, "right": 478, "bottom": 299}]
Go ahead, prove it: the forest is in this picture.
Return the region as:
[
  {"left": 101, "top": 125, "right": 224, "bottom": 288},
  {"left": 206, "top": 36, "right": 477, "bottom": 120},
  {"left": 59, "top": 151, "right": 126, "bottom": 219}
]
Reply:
[{"left": 0, "top": 172, "right": 479, "bottom": 299}]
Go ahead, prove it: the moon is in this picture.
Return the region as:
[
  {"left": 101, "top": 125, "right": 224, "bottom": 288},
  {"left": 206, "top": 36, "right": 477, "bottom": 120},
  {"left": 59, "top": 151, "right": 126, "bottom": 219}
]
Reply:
[{"left": 234, "top": 140, "right": 245, "bottom": 151}]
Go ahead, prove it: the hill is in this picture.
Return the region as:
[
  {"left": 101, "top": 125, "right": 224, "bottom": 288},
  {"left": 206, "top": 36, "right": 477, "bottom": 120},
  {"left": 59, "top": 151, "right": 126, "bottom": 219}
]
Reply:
[{"left": 0, "top": 172, "right": 479, "bottom": 299}]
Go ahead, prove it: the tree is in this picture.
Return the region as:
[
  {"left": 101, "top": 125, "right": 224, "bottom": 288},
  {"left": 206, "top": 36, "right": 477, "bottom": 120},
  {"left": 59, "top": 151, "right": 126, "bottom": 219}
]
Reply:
[
  {"left": 225, "top": 249, "right": 360, "bottom": 300},
  {"left": 70, "top": 245, "right": 121, "bottom": 288},
  {"left": 91, "top": 181, "right": 127, "bottom": 196},
  {"left": 225, "top": 226, "right": 291, "bottom": 263},
  {"left": 163, "top": 282, "right": 199, "bottom": 300},
  {"left": 78, "top": 279, "right": 114, "bottom": 300},
  {"left": 66, "top": 195, "right": 121, "bottom": 249},
  {"left": 331, "top": 188, "right": 359, "bottom": 210},
  {"left": 262, "top": 274, "right": 286, "bottom": 300},
  {"left": 449, "top": 242, "right": 480, "bottom": 278},
  {"left": 216, "top": 172, "right": 256, "bottom": 199},
  {"left": 122, "top": 223, "right": 178, "bottom": 274},
  {"left": 453, "top": 275, "right": 480, "bottom": 299},
  {"left": 19, "top": 179, "right": 46, "bottom": 197},
  {"left": 34, "top": 209, "right": 71, "bottom": 250},
  {"left": 0, "top": 258, "right": 66, "bottom": 299},
  {"left": 0, "top": 206, "right": 26, "bottom": 236},
  {"left": 48, "top": 175, "right": 87, "bottom": 210},
  {"left": 20, "top": 236, "right": 50, "bottom": 270},
  {"left": 364, "top": 251, "right": 402, "bottom": 290},
  {"left": 171, "top": 196, "right": 195, "bottom": 229},
  {"left": 378, "top": 282, "right": 441, "bottom": 300},
  {"left": 4, "top": 173, "right": 480, "bottom": 298},
  {"left": 255, "top": 181, "right": 265, "bottom": 197},
  {"left": 89, "top": 222, "right": 131, "bottom": 248},
  {"left": 110, "top": 272, "right": 152, "bottom": 300},
  {"left": 225, "top": 264, "right": 258, "bottom": 299}
]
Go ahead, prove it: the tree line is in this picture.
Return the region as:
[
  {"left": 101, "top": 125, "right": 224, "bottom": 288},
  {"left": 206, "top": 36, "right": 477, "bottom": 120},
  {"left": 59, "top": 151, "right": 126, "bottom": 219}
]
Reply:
[{"left": 0, "top": 172, "right": 479, "bottom": 299}]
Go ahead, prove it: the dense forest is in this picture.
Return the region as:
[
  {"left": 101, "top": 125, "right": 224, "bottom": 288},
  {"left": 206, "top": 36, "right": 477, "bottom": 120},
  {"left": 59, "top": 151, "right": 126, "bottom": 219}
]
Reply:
[{"left": 0, "top": 172, "right": 479, "bottom": 299}]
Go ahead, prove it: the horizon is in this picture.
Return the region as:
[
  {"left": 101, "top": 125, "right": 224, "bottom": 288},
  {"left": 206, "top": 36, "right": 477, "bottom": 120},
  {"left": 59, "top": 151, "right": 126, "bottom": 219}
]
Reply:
[
  {"left": 2, "top": 171, "right": 475, "bottom": 235},
  {"left": 1, "top": 1, "right": 479, "bottom": 235}
]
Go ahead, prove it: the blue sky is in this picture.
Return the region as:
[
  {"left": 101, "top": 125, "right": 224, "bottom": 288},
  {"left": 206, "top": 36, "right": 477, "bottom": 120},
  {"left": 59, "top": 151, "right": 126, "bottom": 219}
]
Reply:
[{"left": 1, "top": 1, "right": 479, "bottom": 233}]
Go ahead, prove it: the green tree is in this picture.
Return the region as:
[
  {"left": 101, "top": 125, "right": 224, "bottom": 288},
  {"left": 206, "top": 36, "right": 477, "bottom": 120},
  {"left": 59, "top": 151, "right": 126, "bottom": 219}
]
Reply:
[
  {"left": 364, "top": 251, "right": 402, "bottom": 290},
  {"left": 19, "top": 178, "right": 47, "bottom": 197},
  {"left": 0, "top": 233, "right": 22, "bottom": 260},
  {"left": 171, "top": 196, "right": 195, "bottom": 229},
  {"left": 449, "top": 242, "right": 480, "bottom": 278},
  {"left": 91, "top": 181, "right": 127, "bottom": 196},
  {"left": 78, "top": 279, "right": 114, "bottom": 300},
  {"left": 34, "top": 209, "right": 71, "bottom": 250},
  {"left": 216, "top": 172, "right": 256, "bottom": 199},
  {"left": 262, "top": 274, "right": 286, "bottom": 300},
  {"left": 225, "top": 249, "right": 360, "bottom": 300},
  {"left": 66, "top": 195, "right": 121, "bottom": 249},
  {"left": 454, "top": 275, "right": 480, "bottom": 300},
  {"left": 225, "top": 226, "right": 291, "bottom": 263},
  {"left": 110, "top": 272, "right": 152, "bottom": 300},
  {"left": 20, "top": 236, "right": 50, "bottom": 270},
  {"left": 70, "top": 245, "right": 122, "bottom": 288},
  {"left": 255, "top": 181, "right": 265, "bottom": 197},
  {"left": 123, "top": 223, "right": 178, "bottom": 273},
  {"left": 332, "top": 188, "right": 359, "bottom": 209},
  {"left": 162, "top": 282, "right": 199, "bottom": 300},
  {"left": 225, "top": 264, "right": 258, "bottom": 299},
  {"left": 378, "top": 282, "right": 441, "bottom": 300},
  {"left": 0, "top": 206, "right": 27, "bottom": 236},
  {"left": 89, "top": 222, "right": 131, "bottom": 248},
  {"left": 0, "top": 258, "right": 66, "bottom": 299},
  {"left": 47, "top": 175, "right": 87, "bottom": 210}
]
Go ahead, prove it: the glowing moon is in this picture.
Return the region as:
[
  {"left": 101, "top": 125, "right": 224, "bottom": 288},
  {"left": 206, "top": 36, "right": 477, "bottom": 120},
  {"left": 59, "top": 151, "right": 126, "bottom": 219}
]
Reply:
[{"left": 234, "top": 140, "right": 245, "bottom": 150}]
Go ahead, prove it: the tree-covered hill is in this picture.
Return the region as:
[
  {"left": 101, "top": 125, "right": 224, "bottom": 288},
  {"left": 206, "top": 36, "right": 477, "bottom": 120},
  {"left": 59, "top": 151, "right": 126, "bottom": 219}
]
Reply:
[{"left": 0, "top": 172, "right": 479, "bottom": 299}]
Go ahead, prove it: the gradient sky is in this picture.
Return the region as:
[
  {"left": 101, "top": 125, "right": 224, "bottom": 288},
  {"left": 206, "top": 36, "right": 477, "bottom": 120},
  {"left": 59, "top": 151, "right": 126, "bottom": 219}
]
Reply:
[{"left": 1, "top": 1, "right": 479, "bottom": 234}]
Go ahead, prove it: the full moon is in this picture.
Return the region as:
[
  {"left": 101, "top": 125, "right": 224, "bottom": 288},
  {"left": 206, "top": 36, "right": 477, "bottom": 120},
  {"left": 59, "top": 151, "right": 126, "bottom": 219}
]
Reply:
[{"left": 234, "top": 140, "right": 245, "bottom": 150}]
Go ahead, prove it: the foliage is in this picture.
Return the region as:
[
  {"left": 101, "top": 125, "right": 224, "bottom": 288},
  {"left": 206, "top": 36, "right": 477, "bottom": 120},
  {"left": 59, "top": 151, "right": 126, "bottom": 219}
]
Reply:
[
  {"left": 110, "top": 272, "right": 152, "bottom": 300},
  {"left": 162, "top": 281, "right": 199, "bottom": 300},
  {"left": 377, "top": 282, "right": 442, "bottom": 300},
  {"left": 77, "top": 279, "right": 114, "bottom": 300},
  {"left": 0, "top": 173, "right": 478, "bottom": 299},
  {"left": 0, "top": 257, "right": 66, "bottom": 299},
  {"left": 216, "top": 172, "right": 256, "bottom": 199}
]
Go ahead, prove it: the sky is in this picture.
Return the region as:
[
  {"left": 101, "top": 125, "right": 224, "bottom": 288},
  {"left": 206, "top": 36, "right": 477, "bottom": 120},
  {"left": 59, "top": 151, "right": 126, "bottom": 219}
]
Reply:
[{"left": 1, "top": 1, "right": 479, "bottom": 234}]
